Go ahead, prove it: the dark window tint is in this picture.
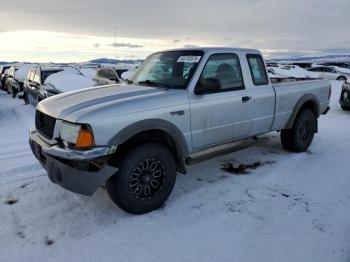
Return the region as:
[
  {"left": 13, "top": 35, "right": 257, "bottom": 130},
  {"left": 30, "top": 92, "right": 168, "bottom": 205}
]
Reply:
[
  {"left": 323, "top": 67, "right": 336, "bottom": 73},
  {"left": 41, "top": 70, "right": 62, "bottom": 83},
  {"left": 247, "top": 54, "right": 268, "bottom": 85},
  {"left": 196, "top": 53, "right": 244, "bottom": 94},
  {"left": 116, "top": 69, "right": 128, "bottom": 78},
  {"left": 108, "top": 69, "right": 117, "bottom": 80},
  {"left": 100, "top": 69, "right": 108, "bottom": 79}
]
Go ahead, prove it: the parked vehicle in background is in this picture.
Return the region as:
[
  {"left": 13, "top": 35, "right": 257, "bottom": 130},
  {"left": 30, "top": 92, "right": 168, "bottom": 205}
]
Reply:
[
  {"left": 121, "top": 67, "right": 137, "bottom": 80},
  {"left": 78, "top": 64, "right": 102, "bottom": 80},
  {"left": 280, "top": 64, "right": 300, "bottom": 70},
  {"left": 308, "top": 66, "right": 349, "bottom": 81},
  {"left": 339, "top": 81, "right": 350, "bottom": 111},
  {"left": 7, "top": 64, "right": 34, "bottom": 98},
  {"left": 24, "top": 66, "right": 96, "bottom": 105},
  {"left": 95, "top": 67, "right": 128, "bottom": 85},
  {"left": 265, "top": 62, "right": 279, "bottom": 68},
  {"left": 291, "top": 63, "right": 313, "bottom": 69},
  {"left": 0, "top": 65, "right": 11, "bottom": 90},
  {"left": 5, "top": 66, "right": 18, "bottom": 95},
  {"left": 29, "top": 47, "right": 331, "bottom": 214},
  {"left": 320, "top": 62, "right": 350, "bottom": 70},
  {"left": 267, "top": 65, "right": 319, "bottom": 79}
]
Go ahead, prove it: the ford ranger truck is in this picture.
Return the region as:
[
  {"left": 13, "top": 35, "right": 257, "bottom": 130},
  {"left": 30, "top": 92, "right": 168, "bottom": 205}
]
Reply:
[{"left": 29, "top": 48, "right": 331, "bottom": 214}]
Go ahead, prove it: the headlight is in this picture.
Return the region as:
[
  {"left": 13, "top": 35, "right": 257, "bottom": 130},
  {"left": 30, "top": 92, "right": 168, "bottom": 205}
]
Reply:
[
  {"left": 59, "top": 121, "right": 94, "bottom": 149},
  {"left": 60, "top": 121, "right": 81, "bottom": 144}
]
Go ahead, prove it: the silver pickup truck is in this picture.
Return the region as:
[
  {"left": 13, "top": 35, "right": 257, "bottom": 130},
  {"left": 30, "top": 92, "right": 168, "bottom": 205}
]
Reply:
[{"left": 29, "top": 48, "right": 331, "bottom": 214}]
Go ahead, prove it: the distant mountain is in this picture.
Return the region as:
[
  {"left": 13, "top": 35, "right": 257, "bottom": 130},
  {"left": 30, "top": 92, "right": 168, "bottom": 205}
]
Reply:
[
  {"left": 89, "top": 58, "right": 143, "bottom": 65},
  {"left": 268, "top": 54, "right": 350, "bottom": 63},
  {"left": 0, "top": 61, "right": 18, "bottom": 65}
]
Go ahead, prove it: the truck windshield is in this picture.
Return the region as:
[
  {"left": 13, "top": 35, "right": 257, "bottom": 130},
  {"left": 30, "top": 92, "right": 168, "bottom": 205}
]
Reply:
[{"left": 129, "top": 50, "right": 204, "bottom": 90}]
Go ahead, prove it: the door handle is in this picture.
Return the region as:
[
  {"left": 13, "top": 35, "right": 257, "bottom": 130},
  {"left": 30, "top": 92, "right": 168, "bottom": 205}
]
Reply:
[{"left": 242, "top": 96, "right": 252, "bottom": 103}]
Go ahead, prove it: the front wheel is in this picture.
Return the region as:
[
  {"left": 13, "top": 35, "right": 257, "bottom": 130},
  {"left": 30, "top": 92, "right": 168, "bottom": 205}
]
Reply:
[
  {"left": 11, "top": 88, "right": 18, "bottom": 98},
  {"left": 281, "top": 109, "right": 316, "bottom": 152},
  {"left": 337, "top": 76, "right": 347, "bottom": 81},
  {"left": 106, "top": 143, "right": 177, "bottom": 214}
]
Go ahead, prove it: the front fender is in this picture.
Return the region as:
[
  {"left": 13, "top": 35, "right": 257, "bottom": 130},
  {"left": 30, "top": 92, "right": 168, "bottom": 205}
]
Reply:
[{"left": 108, "top": 119, "right": 190, "bottom": 172}]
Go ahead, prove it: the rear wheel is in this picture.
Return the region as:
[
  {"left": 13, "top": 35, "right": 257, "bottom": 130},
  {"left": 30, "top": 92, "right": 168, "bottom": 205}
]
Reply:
[
  {"left": 341, "top": 105, "right": 350, "bottom": 111},
  {"left": 106, "top": 143, "right": 177, "bottom": 214},
  {"left": 281, "top": 109, "right": 316, "bottom": 152},
  {"left": 337, "top": 76, "right": 347, "bottom": 81}
]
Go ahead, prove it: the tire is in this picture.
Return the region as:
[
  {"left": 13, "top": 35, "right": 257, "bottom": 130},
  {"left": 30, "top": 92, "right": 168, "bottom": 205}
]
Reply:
[
  {"left": 281, "top": 109, "right": 316, "bottom": 152},
  {"left": 106, "top": 143, "right": 177, "bottom": 214},
  {"left": 22, "top": 90, "right": 29, "bottom": 104},
  {"left": 337, "top": 76, "right": 347, "bottom": 81},
  {"left": 341, "top": 105, "right": 350, "bottom": 111},
  {"left": 11, "top": 88, "right": 18, "bottom": 98}
]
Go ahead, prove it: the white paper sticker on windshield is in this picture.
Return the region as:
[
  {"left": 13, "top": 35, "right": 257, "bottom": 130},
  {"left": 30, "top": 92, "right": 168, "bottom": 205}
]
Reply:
[{"left": 177, "top": 56, "right": 201, "bottom": 63}]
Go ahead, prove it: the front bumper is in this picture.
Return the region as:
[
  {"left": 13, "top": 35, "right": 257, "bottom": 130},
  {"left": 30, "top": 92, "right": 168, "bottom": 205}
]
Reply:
[{"left": 29, "top": 127, "right": 118, "bottom": 196}]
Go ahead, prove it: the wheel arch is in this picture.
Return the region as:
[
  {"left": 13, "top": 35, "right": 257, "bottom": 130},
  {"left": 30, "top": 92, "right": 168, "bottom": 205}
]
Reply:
[
  {"left": 337, "top": 75, "right": 347, "bottom": 81},
  {"left": 108, "top": 119, "right": 189, "bottom": 174},
  {"left": 284, "top": 94, "right": 320, "bottom": 130}
]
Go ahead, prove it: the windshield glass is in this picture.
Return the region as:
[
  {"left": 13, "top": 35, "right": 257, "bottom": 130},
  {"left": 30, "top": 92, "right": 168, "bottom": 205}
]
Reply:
[{"left": 130, "top": 50, "right": 204, "bottom": 89}]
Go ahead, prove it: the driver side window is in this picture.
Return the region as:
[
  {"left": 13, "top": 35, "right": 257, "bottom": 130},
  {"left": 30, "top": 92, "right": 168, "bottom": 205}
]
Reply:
[{"left": 195, "top": 53, "right": 244, "bottom": 94}]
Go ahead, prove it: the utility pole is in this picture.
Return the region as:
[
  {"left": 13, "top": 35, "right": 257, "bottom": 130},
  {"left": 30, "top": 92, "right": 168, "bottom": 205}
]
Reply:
[{"left": 114, "top": 27, "right": 117, "bottom": 66}]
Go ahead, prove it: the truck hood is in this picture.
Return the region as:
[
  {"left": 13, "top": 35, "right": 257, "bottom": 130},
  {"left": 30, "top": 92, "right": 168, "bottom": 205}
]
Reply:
[{"left": 37, "top": 84, "right": 182, "bottom": 122}]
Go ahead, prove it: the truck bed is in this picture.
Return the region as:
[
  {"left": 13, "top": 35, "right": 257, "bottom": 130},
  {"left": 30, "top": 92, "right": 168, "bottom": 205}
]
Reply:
[{"left": 271, "top": 78, "right": 331, "bottom": 131}]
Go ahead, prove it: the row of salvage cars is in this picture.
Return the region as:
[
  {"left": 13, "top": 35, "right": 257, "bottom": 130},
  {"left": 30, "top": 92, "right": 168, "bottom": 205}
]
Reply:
[
  {"left": 1, "top": 61, "right": 349, "bottom": 111},
  {"left": 266, "top": 62, "right": 350, "bottom": 111},
  {"left": 0, "top": 63, "right": 133, "bottom": 105}
]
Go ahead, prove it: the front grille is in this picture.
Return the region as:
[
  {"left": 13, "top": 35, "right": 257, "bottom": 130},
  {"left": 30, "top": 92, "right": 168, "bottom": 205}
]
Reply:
[{"left": 35, "top": 110, "right": 56, "bottom": 139}]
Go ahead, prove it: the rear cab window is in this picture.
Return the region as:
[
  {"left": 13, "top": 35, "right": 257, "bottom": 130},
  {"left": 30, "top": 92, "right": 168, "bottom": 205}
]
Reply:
[{"left": 246, "top": 54, "right": 269, "bottom": 85}]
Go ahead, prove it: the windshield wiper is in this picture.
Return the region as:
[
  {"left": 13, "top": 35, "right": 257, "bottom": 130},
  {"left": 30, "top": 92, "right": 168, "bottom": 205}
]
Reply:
[{"left": 137, "top": 80, "right": 169, "bottom": 90}]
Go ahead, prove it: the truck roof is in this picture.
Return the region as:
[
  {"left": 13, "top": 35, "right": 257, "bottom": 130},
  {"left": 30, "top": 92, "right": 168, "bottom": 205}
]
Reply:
[{"left": 160, "top": 47, "right": 261, "bottom": 54}]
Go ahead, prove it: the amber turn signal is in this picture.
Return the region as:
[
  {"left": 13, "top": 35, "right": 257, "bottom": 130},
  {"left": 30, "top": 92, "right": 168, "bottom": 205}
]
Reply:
[{"left": 76, "top": 129, "right": 94, "bottom": 149}]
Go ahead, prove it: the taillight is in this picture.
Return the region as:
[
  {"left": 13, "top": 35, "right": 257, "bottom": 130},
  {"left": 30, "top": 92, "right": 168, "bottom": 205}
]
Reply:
[{"left": 328, "top": 85, "right": 332, "bottom": 100}]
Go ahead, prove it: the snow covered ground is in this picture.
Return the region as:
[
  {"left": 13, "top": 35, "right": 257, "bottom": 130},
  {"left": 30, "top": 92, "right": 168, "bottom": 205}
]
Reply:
[{"left": 0, "top": 81, "right": 349, "bottom": 262}]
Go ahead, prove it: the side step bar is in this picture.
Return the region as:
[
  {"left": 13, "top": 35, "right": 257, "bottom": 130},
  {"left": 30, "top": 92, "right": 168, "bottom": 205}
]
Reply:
[{"left": 185, "top": 138, "right": 259, "bottom": 166}]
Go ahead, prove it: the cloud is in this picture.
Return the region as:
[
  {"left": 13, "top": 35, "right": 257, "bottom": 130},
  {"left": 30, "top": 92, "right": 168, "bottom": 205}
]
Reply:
[
  {"left": 107, "top": 42, "right": 143, "bottom": 48},
  {"left": 0, "top": 0, "right": 349, "bottom": 61}
]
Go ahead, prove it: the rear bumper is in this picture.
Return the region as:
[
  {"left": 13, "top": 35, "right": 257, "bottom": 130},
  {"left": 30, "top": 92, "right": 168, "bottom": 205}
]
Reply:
[{"left": 29, "top": 128, "right": 118, "bottom": 196}]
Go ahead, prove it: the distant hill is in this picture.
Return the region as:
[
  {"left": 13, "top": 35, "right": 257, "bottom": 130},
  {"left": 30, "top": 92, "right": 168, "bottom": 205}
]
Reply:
[
  {"left": 89, "top": 58, "right": 143, "bottom": 65},
  {"left": 268, "top": 54, "right": 350, "bottom": 63}
]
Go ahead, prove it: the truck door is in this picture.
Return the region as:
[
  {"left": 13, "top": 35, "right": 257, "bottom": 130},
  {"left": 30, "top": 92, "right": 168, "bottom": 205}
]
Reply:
[
  {"left": 245, "top": 54, "right": 275, "bottom": 135},
  {"left": 189, "top": 53, "right": 254, "bottom": 149}
]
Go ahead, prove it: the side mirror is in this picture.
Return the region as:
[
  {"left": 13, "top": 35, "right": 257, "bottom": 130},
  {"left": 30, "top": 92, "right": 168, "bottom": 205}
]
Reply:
[{"left": 195, "top": 77, "right": 221, "bottom": 95}]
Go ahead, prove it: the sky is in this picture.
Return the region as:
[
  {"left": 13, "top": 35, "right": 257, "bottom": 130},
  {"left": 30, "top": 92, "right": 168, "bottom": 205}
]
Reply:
[{"left": 0, "top": 0, "right": 349, "bottom": 62}]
